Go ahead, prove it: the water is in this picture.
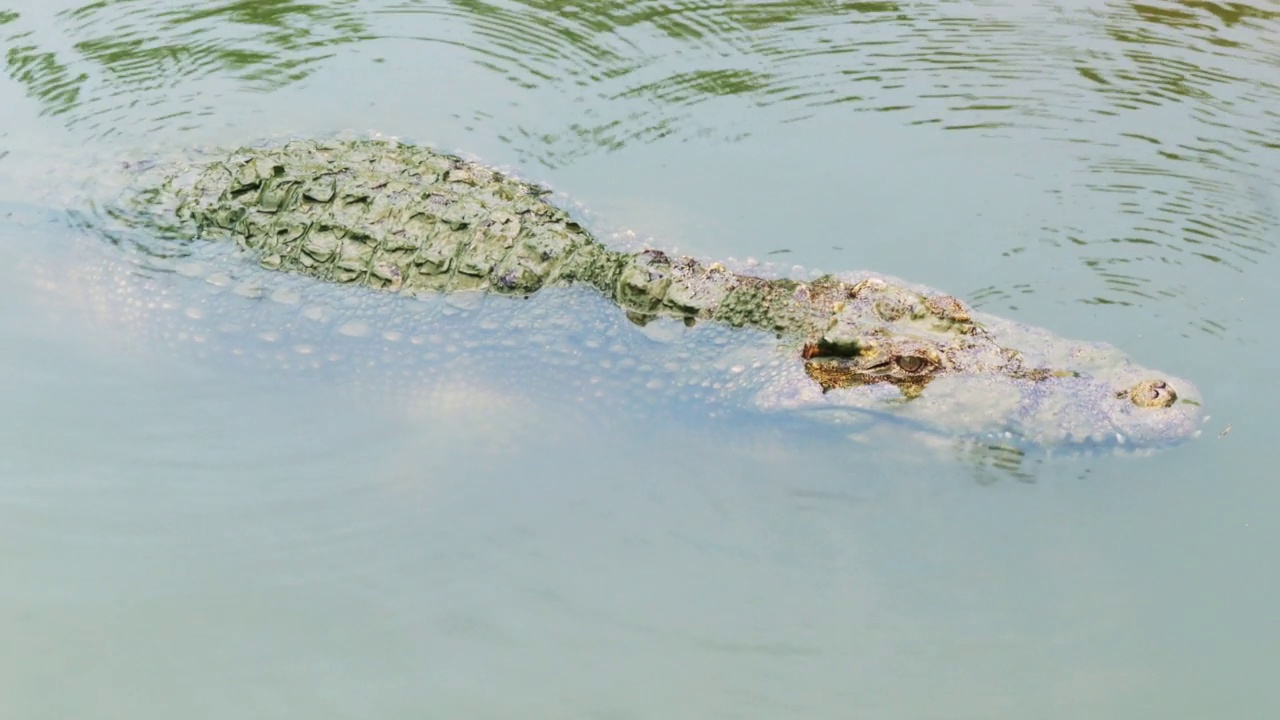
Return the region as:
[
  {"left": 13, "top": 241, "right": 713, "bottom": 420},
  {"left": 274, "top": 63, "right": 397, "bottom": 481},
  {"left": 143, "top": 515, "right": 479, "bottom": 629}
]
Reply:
[{"left": 0, "top": 0, "right": 1276, "bottom": 717}]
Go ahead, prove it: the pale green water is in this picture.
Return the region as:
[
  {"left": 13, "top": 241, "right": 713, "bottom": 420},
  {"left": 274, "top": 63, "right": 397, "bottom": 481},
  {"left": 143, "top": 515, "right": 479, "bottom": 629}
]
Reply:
[{"left": 0, "top": 1, "right": 1277, "bottom": 718}]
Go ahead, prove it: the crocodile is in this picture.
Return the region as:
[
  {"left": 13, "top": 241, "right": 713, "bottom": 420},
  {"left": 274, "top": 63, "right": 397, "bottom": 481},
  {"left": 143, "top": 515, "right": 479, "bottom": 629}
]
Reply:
[{"left": 93, "top": 137, "right": 1200, "bottom": 448}]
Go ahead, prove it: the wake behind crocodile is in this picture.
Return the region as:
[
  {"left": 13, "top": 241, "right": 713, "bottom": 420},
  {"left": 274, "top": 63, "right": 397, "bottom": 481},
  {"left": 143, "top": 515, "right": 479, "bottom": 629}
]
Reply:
[{"left": 8, "top": 138, "right": 1206, "bottom": 451}]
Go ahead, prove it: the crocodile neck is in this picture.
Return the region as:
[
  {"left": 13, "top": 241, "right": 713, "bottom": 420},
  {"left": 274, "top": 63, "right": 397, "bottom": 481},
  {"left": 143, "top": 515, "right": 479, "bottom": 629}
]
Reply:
[{"left": 556, "top": 242, "right": 836, "bottom": 340}]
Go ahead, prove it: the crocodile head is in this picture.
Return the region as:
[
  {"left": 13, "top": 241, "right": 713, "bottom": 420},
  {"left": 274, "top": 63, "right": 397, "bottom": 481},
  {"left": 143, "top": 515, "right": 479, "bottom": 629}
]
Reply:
[{"left": 764, "top": 275, "right": 1203, "bottom": 449}]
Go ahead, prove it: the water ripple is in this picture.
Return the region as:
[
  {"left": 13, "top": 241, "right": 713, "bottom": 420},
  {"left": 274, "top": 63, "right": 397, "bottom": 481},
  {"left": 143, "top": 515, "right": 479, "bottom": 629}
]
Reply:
[
  {"left": 2, "top": 1, "right": 369, "bottom": 138},
  {"left": 1, "top": 0, "right": 1277, "bottom": 326},
  {"left": 5, "top": 2, "right": 1276, "bottom": 155}
]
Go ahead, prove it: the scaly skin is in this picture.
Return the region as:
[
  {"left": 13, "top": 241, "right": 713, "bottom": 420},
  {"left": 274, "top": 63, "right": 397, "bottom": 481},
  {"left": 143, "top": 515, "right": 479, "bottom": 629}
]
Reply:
[
  {"left": 174, "top": 140, "right": 836, "bottom": 337},
  {"left": 142, "top": 138, "right": 1201, "bottom": 447}
]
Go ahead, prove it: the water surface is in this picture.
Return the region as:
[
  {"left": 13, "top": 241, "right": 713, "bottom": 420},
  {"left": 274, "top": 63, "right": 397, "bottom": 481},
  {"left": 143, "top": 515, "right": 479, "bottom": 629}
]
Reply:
[{"left": 1, "top": 1, "right": 1277, "bottom": 717}]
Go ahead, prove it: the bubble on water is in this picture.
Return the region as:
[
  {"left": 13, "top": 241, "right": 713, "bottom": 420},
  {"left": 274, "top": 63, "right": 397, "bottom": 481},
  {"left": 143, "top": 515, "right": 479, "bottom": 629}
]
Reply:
[
  {"left": 270, "top": 288, "right": 301, "bottom": 305},
  {"left": 338, "top": 321, "right": 369, "bottom": 338},
  {"left": 175, "top": 262, "right": 204, "bottom": 278}
]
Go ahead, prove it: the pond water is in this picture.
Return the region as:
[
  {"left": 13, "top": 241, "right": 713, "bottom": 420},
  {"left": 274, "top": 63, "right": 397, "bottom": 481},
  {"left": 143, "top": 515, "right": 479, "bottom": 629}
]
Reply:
[{"left": 0, "top": 1, "right": 1276, "bottom": 717}]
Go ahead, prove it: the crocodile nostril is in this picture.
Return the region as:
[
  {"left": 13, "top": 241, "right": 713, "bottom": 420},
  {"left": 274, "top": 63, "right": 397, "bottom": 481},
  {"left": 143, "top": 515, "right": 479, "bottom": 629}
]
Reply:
[{"left": 1127, "top": 379, "right": 1177, "bottom": 408}]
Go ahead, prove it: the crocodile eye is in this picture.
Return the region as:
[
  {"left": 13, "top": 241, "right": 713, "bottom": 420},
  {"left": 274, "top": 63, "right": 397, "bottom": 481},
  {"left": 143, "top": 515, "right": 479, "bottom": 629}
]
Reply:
[{"left": 896, "top": 356, "right": 930, "bottom": 374}]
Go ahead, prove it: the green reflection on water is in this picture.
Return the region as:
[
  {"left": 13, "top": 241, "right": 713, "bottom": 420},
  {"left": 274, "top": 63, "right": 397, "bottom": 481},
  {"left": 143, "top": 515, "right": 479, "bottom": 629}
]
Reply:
[
  {"left": 4, "top": 0, "right": 1276, "bottom": 146},
  {"left": 5, "top": 34, "right": 85, "bottom": 117},
  {"left": 69, "top": 0, "right": 365, "bottom": 87},
  {"left": 2, "top": 0, "right": 368, "bottom": 132}
]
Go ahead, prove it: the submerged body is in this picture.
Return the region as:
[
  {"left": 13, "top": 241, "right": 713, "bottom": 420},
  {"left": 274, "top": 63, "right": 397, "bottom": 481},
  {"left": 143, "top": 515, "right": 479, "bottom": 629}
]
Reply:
[{"left": 105, "top": 138, "right": 1199, "bottom": 448}]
